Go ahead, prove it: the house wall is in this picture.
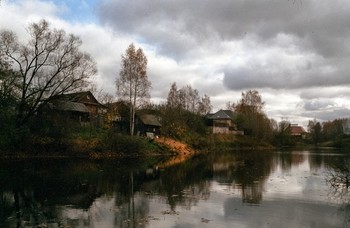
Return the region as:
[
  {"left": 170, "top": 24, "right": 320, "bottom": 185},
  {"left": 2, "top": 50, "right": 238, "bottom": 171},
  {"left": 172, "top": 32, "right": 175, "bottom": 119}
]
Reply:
[
  {"left": 213, "top": 126, "right": 230, "bottom": 134},
  {"left": 212, "top": 119, "right": 232, "bottom": 134},
  {"left": 85, "top": 104, "right": 98, "bottom": 116}
]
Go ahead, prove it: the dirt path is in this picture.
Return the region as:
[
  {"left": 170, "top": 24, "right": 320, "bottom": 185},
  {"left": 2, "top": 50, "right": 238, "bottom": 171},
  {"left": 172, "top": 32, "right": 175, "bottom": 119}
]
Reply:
[{"left": 155, "top": 137, "right": 196, "bottom": 167}]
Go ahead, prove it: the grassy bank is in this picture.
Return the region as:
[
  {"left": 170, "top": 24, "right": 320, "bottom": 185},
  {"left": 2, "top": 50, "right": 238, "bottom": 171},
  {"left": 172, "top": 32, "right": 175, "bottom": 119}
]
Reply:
[{"left": 0, "top": 127, "right": 170, "bottom": 159}]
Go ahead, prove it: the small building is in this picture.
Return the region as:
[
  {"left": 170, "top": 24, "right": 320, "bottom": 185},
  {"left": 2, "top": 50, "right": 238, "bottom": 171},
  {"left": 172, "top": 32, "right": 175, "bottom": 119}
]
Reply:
[
  {"left": 207, "top": 109, "right": 241, "bottom": 134},
  {"left": 49, "top": 100, "right": 90, "bottom": 123},
  {"left": 53, "top": 91, "right": 107, "bottom": 116},
  {"left": 136, "top": 113, "right": 161, "bottom": 139},
  {"left": 289, "top": 124, "right": 307, "bottom": 139},
  {"left": 43, "top": 91, "right": 107, "bottom": 126}
]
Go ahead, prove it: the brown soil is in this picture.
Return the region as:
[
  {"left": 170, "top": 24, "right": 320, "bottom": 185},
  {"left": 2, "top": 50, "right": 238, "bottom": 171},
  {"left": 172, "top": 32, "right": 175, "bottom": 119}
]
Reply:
[{"left": 155, "top": 137, "right": 196, "bottom": 167}]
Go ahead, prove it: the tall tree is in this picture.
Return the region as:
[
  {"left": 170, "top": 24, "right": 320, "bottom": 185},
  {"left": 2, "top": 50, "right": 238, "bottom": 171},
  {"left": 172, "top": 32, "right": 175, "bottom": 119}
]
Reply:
[
  {"left": 166, "top": 82, "right": 179, "bottom": 108},
  {"left": 116, "top": 43, "right": 151, "bottom": 135},
  {"left": 308, "top": 119, "right": 322, "bottom": 145},
  {"left": 166, "top": 82, "right": 211, "bottom": 114},
  {"left": 234, "top": 90, "right": 273, "bottom": 141},
  {"left": 0, "top": 20, "right": 97, "bottom": 127}
]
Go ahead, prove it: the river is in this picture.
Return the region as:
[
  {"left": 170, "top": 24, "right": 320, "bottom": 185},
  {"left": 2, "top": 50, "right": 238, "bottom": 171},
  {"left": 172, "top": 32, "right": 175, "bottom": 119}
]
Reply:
[{"left": 1, "top": 150, "right": 350, "bottom": 227}]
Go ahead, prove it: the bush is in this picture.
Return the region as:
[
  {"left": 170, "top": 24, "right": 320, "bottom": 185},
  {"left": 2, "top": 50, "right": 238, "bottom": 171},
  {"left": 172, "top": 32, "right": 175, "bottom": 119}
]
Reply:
[{"left": 99, "top": 129, "right": 151, "bottom": 155}]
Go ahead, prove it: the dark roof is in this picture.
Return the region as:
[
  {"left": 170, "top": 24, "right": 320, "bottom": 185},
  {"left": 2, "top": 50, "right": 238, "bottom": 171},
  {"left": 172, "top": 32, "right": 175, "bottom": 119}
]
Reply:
[
  {"left": 54, "top": 91, "right": 89, "bottom": 101},
  {"left": 55, "top": 91, "right": 102, "bottom": 104},
  {"left": 209, "top": 110, "right": 235, "bottom": 120},
  {"left": 51, "top": 100, "right": 89, "bottom": 113},
  {"left": 139, "top": 114, "right": 161, "bottom": 127}
]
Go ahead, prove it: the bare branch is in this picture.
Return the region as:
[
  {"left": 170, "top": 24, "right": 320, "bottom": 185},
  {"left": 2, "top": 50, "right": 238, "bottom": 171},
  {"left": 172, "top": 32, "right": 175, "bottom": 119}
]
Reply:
[{"left": 0, "top": 19, "right": 97, "bottom": 127}]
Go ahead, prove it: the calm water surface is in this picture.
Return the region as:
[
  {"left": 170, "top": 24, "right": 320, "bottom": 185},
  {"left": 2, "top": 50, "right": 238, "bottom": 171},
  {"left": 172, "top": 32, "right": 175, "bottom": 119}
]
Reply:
[{"left": 1, "top": 150, "right": 350, "bottom": 227}]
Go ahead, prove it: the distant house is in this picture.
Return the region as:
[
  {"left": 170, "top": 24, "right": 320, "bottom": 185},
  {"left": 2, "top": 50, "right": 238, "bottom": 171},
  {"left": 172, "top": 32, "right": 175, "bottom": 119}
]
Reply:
[
  {"left": 43, "top": 91, "right": 107, "bottom": 126},
  {"left": 207, "top": 109, "right": 242, "bottom": 134},
  {"left": 135, "top": 113, "right": 161, "bottom": 138},
  {"left": 289, "top": 124, "right": 307, "bottom": 139}
]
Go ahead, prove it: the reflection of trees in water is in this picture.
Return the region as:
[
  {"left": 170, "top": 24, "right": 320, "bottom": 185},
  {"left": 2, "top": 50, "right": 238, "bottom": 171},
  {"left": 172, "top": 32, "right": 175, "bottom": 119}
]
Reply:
[
  {"left": 326, "top": 155, "right": 350, "bottom": 226},
  {"left": 0, "top": 160, "right": 104, "bottom": 227},
  {"left": 276, "top": 151, "right": 308, "bottom": 173},
  {"left": 156, "top": 154, "right": 213, "bottom": 210},
  {"left": 114, "top": 194, "right": 149, "bottom": 228},
  {"left": 3, "top": 151, "right": 345, "bottom": 226},
  {"left": 212, "top": 151, "right": 275, "bottom": 204}
]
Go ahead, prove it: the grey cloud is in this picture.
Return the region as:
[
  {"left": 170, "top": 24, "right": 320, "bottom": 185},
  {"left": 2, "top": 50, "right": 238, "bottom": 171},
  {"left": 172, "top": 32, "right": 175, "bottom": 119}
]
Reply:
[
  {"left": 222, "top": 62, "right": 350, "bottom": 90},
  {"left": 302, "top": 99, "right": 336, "bottom": 111},
  {"left": 300, "top": 87, "right": 350, "bottom": 100},
  {"left": 301, "top": 108, "right": 350, "bottom": 121},
  {"left": 298, "top": 98, "right": 350, "bottom": 121},
  {"left": 97, "top": 0, "right": 350, "bottom": 91},
  {"left": 97, "top": 0, "right": 350, "bottom": 58}
]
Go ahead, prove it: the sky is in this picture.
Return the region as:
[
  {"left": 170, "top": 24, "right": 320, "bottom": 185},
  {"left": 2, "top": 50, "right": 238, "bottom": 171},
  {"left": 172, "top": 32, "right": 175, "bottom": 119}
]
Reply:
[{"left": 1, "top": 0, "right": 350, "bottom": 126}]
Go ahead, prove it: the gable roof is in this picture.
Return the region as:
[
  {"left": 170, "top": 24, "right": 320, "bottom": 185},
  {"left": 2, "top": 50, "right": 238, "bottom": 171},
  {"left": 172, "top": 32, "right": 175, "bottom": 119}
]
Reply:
[
  {"left": 138, "top": 114, "right": 161, "bottom": 127},
  {"left": 209, "top": 109, "right": 235, "bottom": 120},
  {"left": 53, "top": 91, "right": 101, "bottom": 106},
  {"left": 54, "top": 100, "right": 90, "bottom": 113},
  {"left": 290, "top": 125, "right": 306, "bottom": 135}
]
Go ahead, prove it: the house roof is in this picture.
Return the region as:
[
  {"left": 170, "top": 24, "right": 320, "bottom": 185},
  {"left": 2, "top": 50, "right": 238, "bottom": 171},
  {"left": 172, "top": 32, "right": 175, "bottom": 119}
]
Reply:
[
  {"left": 209, "top": 109, "right": 235, "bottom": 120},
  {"left": 138, "top": 114, "right": 161, "bottom": 127},
  {"left": 53, "top": 91, "right": 105, "bottom": 107},
  {"left": 51, "top": 100, "right": 90, "bottom": 113},
  {"left": 290, "top": 125, "right": 306, "bottom": 135}
]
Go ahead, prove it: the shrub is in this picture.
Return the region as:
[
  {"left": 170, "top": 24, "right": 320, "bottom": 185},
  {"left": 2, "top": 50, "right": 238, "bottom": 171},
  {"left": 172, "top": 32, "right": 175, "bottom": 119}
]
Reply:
[{"left": 99, "top": 129, "right": 150, "bottom": 155}]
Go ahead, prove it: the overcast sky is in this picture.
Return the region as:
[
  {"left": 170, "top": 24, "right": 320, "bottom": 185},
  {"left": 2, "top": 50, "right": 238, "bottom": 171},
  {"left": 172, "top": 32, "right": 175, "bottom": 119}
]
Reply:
[{"left": 1, "top": 0, "right": 350, "bottom": 126}]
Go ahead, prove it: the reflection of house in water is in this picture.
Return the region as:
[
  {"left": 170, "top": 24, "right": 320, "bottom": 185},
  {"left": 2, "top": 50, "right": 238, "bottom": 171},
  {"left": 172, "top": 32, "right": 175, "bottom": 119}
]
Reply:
[
  {"left": 241, "top": 183, "right": 263, "bottom": 204},
  {"left": 213, "top": 160, "right": 264, "bottom": 204}
]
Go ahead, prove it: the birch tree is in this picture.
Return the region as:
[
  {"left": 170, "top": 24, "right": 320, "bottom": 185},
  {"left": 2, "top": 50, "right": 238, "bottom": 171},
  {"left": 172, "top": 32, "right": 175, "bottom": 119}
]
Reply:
[{"left": 116, "top": 43, "right": 151, "bottom": 135}]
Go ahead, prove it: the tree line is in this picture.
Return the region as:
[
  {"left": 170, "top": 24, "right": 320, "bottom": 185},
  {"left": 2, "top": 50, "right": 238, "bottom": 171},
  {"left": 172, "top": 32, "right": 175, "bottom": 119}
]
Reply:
[{"left": 2, "top": 19, "right": 350, "bottom": 152}]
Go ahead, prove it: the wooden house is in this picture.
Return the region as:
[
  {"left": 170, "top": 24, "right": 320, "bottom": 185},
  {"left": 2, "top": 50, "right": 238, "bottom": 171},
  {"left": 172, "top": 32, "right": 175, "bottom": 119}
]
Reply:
[
  {"left": 44, "top": 91, "right": 107, "bottom": 126},
  {"left": 136, "top": 113, "right": 161, "bottom": 138},
  {"left": 207, "top": 110, "right": 241, "bottom": 134},
  {"left": 53, "top": 91, "right": 107, "bottom": 117},
  {"left": 289, "top": 124, "right": 307, "bottom": 139}
]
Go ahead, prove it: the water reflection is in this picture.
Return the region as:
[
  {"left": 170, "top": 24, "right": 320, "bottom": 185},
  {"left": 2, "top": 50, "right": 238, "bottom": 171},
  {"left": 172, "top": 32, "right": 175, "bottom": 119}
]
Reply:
[
  {"left": 326, "top": 154, "right": 350, "bottom": 226},
  {"left": 0, "top": 150, "right": 349, "bottom": 227}
]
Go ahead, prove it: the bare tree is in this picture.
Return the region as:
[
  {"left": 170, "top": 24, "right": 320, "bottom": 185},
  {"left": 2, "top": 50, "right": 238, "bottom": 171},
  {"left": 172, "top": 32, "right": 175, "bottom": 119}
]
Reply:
[
  {"left": 166, "top": 83, "right": 210, "bottom": 114},
  {"left": 116, "top": 43, "right": 151, "bottom": 135},
  {"left": 166, "top": 82, "right": 179, "bottom": 108},
  {"left": 198, "top": 94, "right": 212, "bottom": 115},
  {"left": 0, "top": 19, "right": 97, "bottom": 127}
]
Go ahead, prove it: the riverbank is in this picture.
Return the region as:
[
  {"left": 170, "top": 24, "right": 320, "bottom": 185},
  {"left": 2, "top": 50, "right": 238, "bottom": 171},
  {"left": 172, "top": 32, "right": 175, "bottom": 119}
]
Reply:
[
  {"left": 154, "top": 137, "right": 197, "bottom": 167},
  {"left": 0, "top": 131, "right": 196, "bottom": 160},
  {"left": 2, "top": 128, "right": 347, "bottom": 161}
]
